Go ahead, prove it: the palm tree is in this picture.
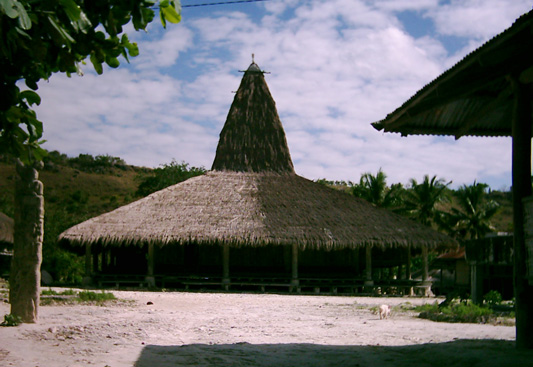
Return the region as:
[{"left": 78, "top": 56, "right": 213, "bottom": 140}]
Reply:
[
  {"left": 446, "top": 182, "right": 500, "bottom": 240},
  {"left": 402, "top": 175, "right": 451, "bottom": 226},
  {"left": 351, "top": 169, "right": 403, "bottom": 208}
]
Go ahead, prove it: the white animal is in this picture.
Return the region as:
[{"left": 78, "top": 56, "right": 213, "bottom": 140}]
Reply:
[{"left": 379, "top": 304, "right": 391, "bottom": 320}]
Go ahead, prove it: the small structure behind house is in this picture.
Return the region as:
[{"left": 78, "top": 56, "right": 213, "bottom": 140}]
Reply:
[{"left": 0, "top": 212, "right": 14, "bottom": 278}]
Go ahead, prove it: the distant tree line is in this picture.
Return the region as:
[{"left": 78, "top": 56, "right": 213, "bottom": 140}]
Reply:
[
  {"left": 317, "top": 168, "right": 507, "bottom": 242},
  {"left": 42, "top": 151, "right": 130, "bottom": 174}
]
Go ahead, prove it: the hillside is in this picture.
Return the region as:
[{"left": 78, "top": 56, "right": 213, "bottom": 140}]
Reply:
[
  {"left": 0, "top": 159, "right": 146, "bottom": 283},
  {"left": 0, "top": 162, "right": 140, "bottom": 218}
]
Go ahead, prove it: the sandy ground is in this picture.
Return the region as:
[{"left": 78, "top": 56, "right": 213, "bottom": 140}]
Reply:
[{"left": 1, "top": 290, "right": 532, "bottom": 367}]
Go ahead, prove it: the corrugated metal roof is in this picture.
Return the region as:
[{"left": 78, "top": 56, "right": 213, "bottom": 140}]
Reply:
[{"left": 372, "top": 9, "right": 533, "bottom": 138}]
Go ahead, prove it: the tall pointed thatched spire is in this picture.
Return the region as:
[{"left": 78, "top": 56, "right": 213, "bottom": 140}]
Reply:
[{"left": 211, "top": 61, "right": 295, "bottom": 173}]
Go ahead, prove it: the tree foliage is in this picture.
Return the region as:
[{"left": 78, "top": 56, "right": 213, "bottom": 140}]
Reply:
[
  {"left": 351, "top": 168, "right": 403, "bottom": 209},
  {"left": 136, "top": 159, "right": 206, "bottom": 197},
  {"left": 440, "top": 182, "right": 500, "bottom": 239},
  {"left": 402, "top": 175, "right": 451, "bottom": 227},
  {"left": 0, "top": 0, "right": 181, "bottom": 163}
]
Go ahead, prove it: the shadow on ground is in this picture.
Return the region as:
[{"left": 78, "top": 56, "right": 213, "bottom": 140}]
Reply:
[{"left": 135, "top": 339, "right": 533, "bottom": 367}]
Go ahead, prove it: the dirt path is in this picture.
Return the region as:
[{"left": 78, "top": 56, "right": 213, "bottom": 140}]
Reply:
[{"left": 1, "top": 291, "right": 531, "bottom": 367}]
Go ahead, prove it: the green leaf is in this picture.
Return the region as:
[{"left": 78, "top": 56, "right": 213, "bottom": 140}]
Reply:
[
  {"left": 161, "top": 4, "right": 181, "bottom": 25},
  {"left": 90, "top": 53, "right": 103, "bottom": 74},
  {"left": 30, "top": 144, "right": 48, "bottom": 162},
  {"left": 13, "top": 0, "right": 31, "bottom": 30},
  {"left": 105, "top": 55, "right": 120, "bottom": 68},
  {"left": 46, "top": 15, "right": 75, "bottom": 45},
  {"left": 20, "top": 90, "right": 41, "bottom": 106},
  {"left": 121, "top": 34, "right": 139, "bottom": 58},
  {"left": 76, "top": 10, "right": 92, "bottom": 33},
  {"left": 59, "top": 0, "right": 81, "bottom": 21},
  {"left": 159, "top": 8, "right": 167, "bottom": 28},
  {"left": 25, "top": 78, "right": 38, "bottom": 91},
  {"left": 0, "top": 0, "right": 18, "bottom": 18},
  {"left": 132, "top": 4, "right": 155, "bottom": 31},
  {"left": 26, "top": 117, "right": 43, "bottom": 142},
  {"left": 60, "top": 0, "right": 92, "bottom": 34}
]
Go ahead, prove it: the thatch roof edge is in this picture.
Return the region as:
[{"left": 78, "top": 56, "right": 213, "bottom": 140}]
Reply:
[{"left": 59, "top": 172, "right": 455, "bottom": 250}]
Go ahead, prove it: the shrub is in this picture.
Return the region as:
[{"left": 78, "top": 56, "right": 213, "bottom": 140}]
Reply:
[
  {"left": 484, "top": 290, "right": 503, "bottom": 306},
  {"left": 1, "top": 314, "right": 22, "bottom": 327},
  {"left": 418, "top": 300, "right": 496, "bottom": 323}
]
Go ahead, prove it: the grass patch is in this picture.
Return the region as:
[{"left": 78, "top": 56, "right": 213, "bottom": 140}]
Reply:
[
  {"left": 41, "top": 288, "right": 77, "bottom": 296},
  {"left": 415, "top": 300, "right": 514, "bottom": 324},
  {"left": 77, "top": 290, "right": 116, "bottom": 302},
  {"left": 39, "top": 289, "right": 117, "bottom": 305}
]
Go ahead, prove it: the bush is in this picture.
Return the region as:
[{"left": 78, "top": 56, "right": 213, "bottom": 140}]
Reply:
[
  {"left": 484, "top": 290, "right": 503, "bottom": 306},
  {"left": 1, "top": 314, "right": 22, "bottom": 327},
  {"left": 414, "top": 302, "right": 440, "bottom": 313},
  {"left": 418, "top": 300, "right": 496, "bottom": 323}
]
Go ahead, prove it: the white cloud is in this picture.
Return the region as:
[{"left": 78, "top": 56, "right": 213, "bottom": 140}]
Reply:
[
  {"left": 426, "top": 0, "right": 532, "bottom": 40},
  {"left": 133, "top": 25, "right": 194, "bottom": 69},
  {"left": 374, "top": 0, "right": 438, "bottom": 12}
]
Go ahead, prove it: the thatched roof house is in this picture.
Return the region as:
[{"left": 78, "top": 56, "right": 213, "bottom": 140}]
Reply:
[
  {"left": 0, "top": 212, "right": 14, "bottom": 277},
  {"left": 60, "top": 61, "right": 454, "bottom": 292},
  {"left": 0, "top": 212, "right": 14, "bottom": 246}
]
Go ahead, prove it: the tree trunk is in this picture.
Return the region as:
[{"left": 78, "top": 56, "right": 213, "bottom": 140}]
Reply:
[{"left": 9, "top": 160, "right": 44, "bottom": 323}]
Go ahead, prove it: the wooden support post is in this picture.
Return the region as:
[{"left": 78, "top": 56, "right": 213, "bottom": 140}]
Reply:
[
  {"left": 222, "top": 244, "right": 230, "bottom": 290},
  {"left": 82, "top": 243, "right": 93, "bottom": 286},
  {"left": 92, "top": 248, "right": 99, "bottom": 273},
  {"left": 284, "top": 245, "right": 291, "bottom": 272},
  {"left": 421, "top": 245, "right": 431, "bottom": 296},
  {"left": 364, "top": 245, "right": 374, "bottom": 288},
  {"left": 145, "top": 243, "right": 155, "bottom": 288},
  {"left": 471, "top": 263, "right": 484, "bottom": 305},
  {"left": 353, "top": 248, "right": 360, "bottom": 275},
  {"left": 102, "top": 248, "right": 109, "bottom": 272},
  {"left": 406, "top": 245, "right": 412, "bottom": 280},
  {"left": 511, "top": 77, "right": 533, "bottom": 349},
  {"left": 291, "top": 243, "right": 299, "bottom": 290},
  {"left": 406, "top": 246, "right": 413, "bottom": 295}
]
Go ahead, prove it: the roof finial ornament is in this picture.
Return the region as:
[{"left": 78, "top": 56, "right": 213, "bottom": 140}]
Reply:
[{"left": 239, "top": 55, "right": 270, "bottom": 74}]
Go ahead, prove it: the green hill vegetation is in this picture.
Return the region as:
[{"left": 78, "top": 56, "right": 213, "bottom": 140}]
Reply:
[
  {"left": 0, "top": 152, "right": 205, "bottom": 283},
  {"left": 0, "top": 152, "right": 512, "bottom": 285}
]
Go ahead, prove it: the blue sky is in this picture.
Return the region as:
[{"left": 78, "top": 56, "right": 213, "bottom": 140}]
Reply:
[{"left": 34, "top": 0, "right": 532, "bottom": 190}]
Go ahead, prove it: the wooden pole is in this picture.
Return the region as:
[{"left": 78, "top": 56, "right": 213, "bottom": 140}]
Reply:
[
  {"left": 82, "top": 243, "right": 92, "bottom": 286},
  {"left": 92, "top": 246, "right": 99, "bottom": 273},
  {"left": 406, "top": 245, "right": 412, "bottom": 280},
  {"left": 471, "top": 263, "right": 485, "bottom": 305},
  {"left": 222, "top": 243, "right": 230, "bottom": 290},
  {"left": 421, "top": 245, "right": 431, "bottom": 296},
  {"left": 291, "top": 243, "right": 299, "bottom": 289},
  {"left": 145, "top": 243, "right": 155, "bottom": 287},
  {"left": 511, "top": 77, "right": 533, "bottom": 349},
  {"left": 353, "top": 248, "right": 360, "bottom": 275},
  {"left": 364, "top": 245, "right": 373, "bottom": 287}
]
